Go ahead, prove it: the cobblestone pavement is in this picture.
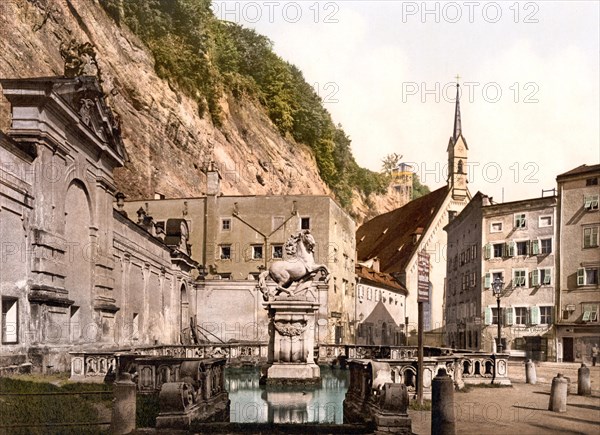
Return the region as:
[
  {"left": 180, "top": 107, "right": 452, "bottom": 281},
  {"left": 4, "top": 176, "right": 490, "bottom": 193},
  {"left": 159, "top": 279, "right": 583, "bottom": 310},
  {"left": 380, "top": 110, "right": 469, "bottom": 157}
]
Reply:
[{"left": 409, "top": 362, "right": 600, "bottom": 435}]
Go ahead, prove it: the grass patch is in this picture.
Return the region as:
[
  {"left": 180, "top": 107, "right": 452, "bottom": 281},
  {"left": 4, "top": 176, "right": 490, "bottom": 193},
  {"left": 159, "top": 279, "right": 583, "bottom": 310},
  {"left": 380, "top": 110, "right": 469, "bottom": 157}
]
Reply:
[
  {"left": 409, "top": 400, "right": 432, "bottom": 411},
  {"left": 136, "top": 394, "right": 160, "bottom": 428},
  {"left": 0, "top": 376, "right": 112, "bottom": 435}
]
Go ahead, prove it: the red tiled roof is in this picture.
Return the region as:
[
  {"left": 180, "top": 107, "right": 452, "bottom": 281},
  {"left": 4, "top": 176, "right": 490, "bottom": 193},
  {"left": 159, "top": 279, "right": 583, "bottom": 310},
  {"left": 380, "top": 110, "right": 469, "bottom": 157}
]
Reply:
[
  {"left": 356, "top": 185, "right": 449, "bottom": 274},
  {"left": 355, "top": 265, "right": 407, "bottom": 294},
  {"left": 557, "top": 164, "right": 600, "bottom": 180}
]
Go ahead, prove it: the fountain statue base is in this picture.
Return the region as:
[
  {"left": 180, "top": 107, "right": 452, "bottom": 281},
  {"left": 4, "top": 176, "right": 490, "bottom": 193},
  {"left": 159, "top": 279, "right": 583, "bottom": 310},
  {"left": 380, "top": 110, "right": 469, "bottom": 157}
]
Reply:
[{"left": 263, "top": 297, "right": 321, "bottom": 385}]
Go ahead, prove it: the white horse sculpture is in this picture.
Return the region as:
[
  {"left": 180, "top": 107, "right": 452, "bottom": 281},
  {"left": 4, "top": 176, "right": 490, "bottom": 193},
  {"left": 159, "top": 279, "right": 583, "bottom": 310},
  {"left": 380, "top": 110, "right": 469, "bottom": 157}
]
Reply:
[{"left": 258, "top": 230, "right": 330, "bottom": 300}]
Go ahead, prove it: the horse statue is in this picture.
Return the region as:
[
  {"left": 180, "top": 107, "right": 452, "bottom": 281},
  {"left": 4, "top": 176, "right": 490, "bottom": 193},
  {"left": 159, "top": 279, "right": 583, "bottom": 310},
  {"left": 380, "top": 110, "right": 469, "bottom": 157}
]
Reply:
[{"left": 258, "top": 230, "right": 330, "bottom": 301}]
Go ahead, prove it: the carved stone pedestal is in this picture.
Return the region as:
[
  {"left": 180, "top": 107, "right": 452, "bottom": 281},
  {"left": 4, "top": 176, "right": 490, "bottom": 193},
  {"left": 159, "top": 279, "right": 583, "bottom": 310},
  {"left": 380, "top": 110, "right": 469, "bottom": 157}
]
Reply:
[{"left": 263, "top": 298, "right": 320, "bottom": 384}]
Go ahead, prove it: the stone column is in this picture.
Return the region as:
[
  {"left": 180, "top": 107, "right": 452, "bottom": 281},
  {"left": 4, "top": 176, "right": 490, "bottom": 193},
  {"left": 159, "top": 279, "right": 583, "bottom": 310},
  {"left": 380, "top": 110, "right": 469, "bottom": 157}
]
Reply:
[
  {"left": 525, "top": 359, "right": 537, "bottom": 384},
  {"left": 110, "top": 373, "right": 136, "bottom": 434},
  {"left": 431, "top": 368, "right": 456, "bottom": 435},
  {"left": 263, "top": 298, "right": 320, "bottom": 384},
  {"left": 548, "top": 373, "right": 568, "bottom": 413},
  {"left": 577, "top": 364, "right": 591, "bottom": 396}
]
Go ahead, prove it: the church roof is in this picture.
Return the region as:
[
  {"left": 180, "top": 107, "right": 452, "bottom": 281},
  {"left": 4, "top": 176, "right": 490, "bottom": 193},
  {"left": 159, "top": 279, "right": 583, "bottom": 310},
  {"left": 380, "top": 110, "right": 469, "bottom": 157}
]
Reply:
[{"left": 356, "top": 185, "right": 450, "bottom": 274}]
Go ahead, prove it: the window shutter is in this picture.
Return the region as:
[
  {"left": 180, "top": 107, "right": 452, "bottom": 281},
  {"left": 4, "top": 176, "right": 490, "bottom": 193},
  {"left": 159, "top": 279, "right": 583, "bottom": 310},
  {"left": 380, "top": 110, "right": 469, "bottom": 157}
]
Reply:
[
  {"left": 507, "top": 241, "right": 515, "bottom": 257},
  {"left": 505, "top": 307, "right": 514, "bottom": 325},
  {"left": 531, "top": 269, "right": 539, "bottom": 287},
  {"left": 530, "top": 306, "right": 540, "bottom": 325},
  {"left": 526, "top": 240, "right": 531, "bottom": 256},
  {"left": 484, "top": 244, "right": 492, "bottom": 260},
  {"left": 484, "top": 307, "right": 492, "bottom": 325},
  {"left": 484, "top": 273, "right": 491, "bottom": 289},
  {"left": 577, "top": 268, "right": 585, "bottom": 286},
  {"left": 543, "top": 270, "right": 551, "bottom": 285},
  {"left": 531, "top": 240, "right": 540, "bottom": 255}
]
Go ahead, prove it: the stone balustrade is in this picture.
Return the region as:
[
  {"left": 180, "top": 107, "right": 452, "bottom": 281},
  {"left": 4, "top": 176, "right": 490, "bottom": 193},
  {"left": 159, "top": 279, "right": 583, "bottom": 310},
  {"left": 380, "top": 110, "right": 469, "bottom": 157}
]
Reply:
[
  {"left": 345, "top": 352, "right": 510, "bottom": 403},
  {"left": 317, "top": 344, "right": 453, "bottom": 363},
  {"left": 69, "top": 351, "right": 116, "bottom": 381}
]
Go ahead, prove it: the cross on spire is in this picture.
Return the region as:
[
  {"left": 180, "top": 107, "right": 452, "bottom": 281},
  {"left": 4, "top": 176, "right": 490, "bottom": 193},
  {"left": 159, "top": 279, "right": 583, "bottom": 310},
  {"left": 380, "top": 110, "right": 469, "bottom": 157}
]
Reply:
[{"left": 454, "top": 74, "right": 461, "bottom": 84}]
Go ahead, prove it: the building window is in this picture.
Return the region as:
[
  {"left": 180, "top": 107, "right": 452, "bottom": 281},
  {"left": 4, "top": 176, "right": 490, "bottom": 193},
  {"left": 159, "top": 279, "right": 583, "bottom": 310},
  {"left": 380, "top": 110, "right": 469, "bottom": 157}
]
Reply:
[
  {"left": 301, "top": 217, "right": 310, "bottom": 230},
  {"left": 534, "top": 268, "right": 552, "bottom": 286},
  {"left": 1, "top": 298, "right": 18, "bottom": 344},
  {"left": 221, "top": 218, "right": 231, "bottom": 231},
  {"left": 540, "top": 238, "right": 552, "bottom": 254},
  {"left": 272, "top": 245, "right": 283, "bottom": 259},
  {"left": 252, "top": 245, "right": 263, "bottom": 260},
  {"left": 220, "top": 245, "right": 232, "bottom": 260},
  {"left": 514, "top": 213, "right": 526, "bottom": 229},
  {"left": 375, "top": 289, "right": 381, "bottom": 302},
  {"left": 367, "top": 288, "right": 372, "bottom": 300},
  {"left": 583, "top": 227, "right": 599, "bottom": 248},
  {"left": 515, "top": 307, "right": 528, "bottom": 325},
  {"left": 342, "top": 280, "right": 348, "bottom": 295},
  {"left": 516, "top": 241, "right": 528, "bottom": 256},
  {"left": 582, "top": 304, "right": 599, "bottom": 322},
  {"left": 484, "top": 271, "right": 504, "bottom": 289},
  {"left": 584, "top": 195, "right": 599, "bottom": 210},
  {"left": 513, "top": 269, "right": 527, "bottom": 287},
  {"left": 578, "top": 267, "right": 599, "bottom": 286},
  {"left": 540, "top": 306, "right": 552, "bottom": 324},
  {"left": 490, "top": 243, "right": 503, "bottom": 258},
  {"left": 539, "top": 216, "right": 552, "bottom": 227},
  {"left": 586, "top": 177, "right": 598, "bottom": 186},
  {"left": 490, "top": 222, "right": 503, "bottom": 233},
  {"left": 471, "top": 244, "right": 477, "bottom": 260},
  {"left": 491, "top": 307, "right": 502, "bottom": 325},
  {"left": 448, "top": 210, "right": 457, "bottom": 221}
]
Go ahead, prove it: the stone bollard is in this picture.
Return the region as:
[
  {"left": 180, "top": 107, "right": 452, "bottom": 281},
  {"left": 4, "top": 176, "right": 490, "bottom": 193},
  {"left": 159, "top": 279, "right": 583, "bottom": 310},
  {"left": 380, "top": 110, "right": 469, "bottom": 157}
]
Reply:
[
  {"left": 110, "top": 373, "right": 137, "bottom": 434},
  {"left": 525, "top": 359, "right": 537, "bottom": 385},
  {"left": 431, "top": 368, "right": 456, "bottom": 435},
  {"left": 548, "top": 373, "right": 568, "bottom": 413},
  {"left": 578, "top": 363, "right": 591, "bottom": 396}
]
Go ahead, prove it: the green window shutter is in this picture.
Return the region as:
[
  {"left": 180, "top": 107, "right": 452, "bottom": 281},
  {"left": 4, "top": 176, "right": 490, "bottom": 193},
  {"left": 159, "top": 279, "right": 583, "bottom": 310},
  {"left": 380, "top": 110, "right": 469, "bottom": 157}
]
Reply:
[
  {"left": 484, "top": 307, "right": 492, "bottom": 325},
  {"left": 507, "top": 242, "right": 514, "bottom": 257},
  {"left": 531, "top": 269, "right": 539, "bottom": 287},
  {"left": 484, "top": 273, "right": 491, "bottom": 289},
  {"left": 531, "top": 240, "right": 540, "bottom": 255},
  {"left": 530, "top": 306, "right": 540, "bottom": 325},
  {"left": 526, "top": 240, "right": 531, "bottom": 256},
  {"left": 505, "top": 307, "right": 514, "bottom": 325},
  {"left": 484, "top": 244, "right": 492, "bottom": 259},
  {"left": 577, "top": 268, "right": 585, "bottom": 286}
]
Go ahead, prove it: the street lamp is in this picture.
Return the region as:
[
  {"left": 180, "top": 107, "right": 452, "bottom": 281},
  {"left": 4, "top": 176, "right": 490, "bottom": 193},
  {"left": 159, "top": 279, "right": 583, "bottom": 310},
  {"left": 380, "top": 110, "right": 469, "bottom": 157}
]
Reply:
[{"left": 492, "top": 277, "right": 504, "bottom": 353}]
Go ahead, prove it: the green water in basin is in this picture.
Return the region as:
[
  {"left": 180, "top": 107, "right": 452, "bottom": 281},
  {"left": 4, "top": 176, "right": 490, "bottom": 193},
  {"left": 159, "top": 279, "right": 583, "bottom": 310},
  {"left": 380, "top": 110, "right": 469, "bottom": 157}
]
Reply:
[{"left": 225, "top": 366, "right": 349, "bottom": 424}]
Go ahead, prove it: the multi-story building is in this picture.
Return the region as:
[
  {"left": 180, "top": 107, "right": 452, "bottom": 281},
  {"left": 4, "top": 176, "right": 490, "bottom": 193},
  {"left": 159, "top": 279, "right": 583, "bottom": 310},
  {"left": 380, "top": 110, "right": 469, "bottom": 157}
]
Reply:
[
  {"left": 355, "top": 261, "right": 408, "bottom": 346},
  {"left": 122, "top": 174, "right": 357, "bottom": 345},
  {"left": 357, "top": 84, "right": 470, "bottom": 345},
  {"left": 445, "top": 192, "right": 557, "bottom": 360},
  {"left": 0, "top": 77, "right": 196, "bottom": 372},
  {"left": 555, "top": 164, "right": 600, "bottom": 363}
]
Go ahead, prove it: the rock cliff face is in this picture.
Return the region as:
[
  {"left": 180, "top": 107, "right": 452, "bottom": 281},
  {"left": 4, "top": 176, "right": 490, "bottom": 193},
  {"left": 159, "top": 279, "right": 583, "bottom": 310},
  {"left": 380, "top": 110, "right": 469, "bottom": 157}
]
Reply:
[{"left": 0, "top": 0, "right": 395, "bottom": 222}]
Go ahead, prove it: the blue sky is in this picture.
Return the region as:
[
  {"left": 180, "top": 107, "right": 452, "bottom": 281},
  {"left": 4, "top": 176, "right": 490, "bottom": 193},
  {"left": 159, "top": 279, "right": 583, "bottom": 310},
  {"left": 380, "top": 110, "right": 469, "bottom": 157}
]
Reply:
[{"left": 211, "top": 1, "right": 599, "bottom": 202}]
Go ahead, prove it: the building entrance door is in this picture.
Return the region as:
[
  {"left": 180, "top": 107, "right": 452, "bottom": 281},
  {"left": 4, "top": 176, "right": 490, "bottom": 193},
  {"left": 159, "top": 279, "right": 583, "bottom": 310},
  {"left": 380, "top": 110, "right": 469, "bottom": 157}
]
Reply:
[{"left": 563, "top": 337, "right": 574, "bottom": 362}]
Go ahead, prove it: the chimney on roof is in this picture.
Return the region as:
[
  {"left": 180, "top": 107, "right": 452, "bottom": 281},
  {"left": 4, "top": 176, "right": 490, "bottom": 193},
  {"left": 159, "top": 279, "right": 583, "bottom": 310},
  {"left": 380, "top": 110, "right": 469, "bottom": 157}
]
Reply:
[{"left": 372, "top": 257, "right": 380, "bottom": 272}]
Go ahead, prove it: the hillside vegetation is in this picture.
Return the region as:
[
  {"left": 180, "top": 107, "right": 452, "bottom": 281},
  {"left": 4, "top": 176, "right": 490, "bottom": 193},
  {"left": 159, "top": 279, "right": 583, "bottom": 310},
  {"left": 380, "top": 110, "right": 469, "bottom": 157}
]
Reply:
[{"left": 99, "top": 0, "right": 388, "bottom": 208}]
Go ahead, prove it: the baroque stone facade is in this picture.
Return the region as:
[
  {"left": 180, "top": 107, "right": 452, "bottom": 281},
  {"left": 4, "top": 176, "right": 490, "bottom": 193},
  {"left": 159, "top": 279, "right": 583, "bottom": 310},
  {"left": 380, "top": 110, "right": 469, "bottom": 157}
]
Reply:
[{"left": 0, "top": 77, "right": 196, "bottom": 371}]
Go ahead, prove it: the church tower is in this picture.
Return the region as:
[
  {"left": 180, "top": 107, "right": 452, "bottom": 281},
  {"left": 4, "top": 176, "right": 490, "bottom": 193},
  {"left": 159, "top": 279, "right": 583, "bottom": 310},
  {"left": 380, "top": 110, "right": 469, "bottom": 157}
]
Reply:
[{"left": 447, "top": 83, "right": 468, "bottom": 200}]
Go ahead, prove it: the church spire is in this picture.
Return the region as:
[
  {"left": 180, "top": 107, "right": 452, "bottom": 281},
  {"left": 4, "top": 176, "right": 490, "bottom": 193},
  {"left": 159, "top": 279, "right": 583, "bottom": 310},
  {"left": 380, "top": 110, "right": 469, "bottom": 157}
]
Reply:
[{"left": 452, "top": 82, "right": 461, "bottom": 142}]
